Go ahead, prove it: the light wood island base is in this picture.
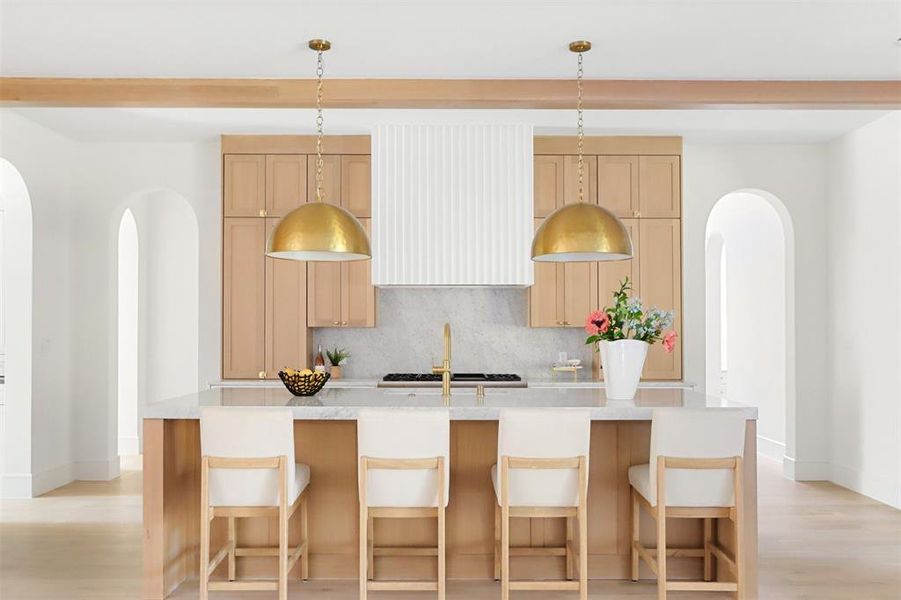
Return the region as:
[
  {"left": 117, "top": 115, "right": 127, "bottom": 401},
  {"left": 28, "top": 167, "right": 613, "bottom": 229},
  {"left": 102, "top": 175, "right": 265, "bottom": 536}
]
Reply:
[{"left": 143, "top": 420, "right": 757, "bottom": 599}]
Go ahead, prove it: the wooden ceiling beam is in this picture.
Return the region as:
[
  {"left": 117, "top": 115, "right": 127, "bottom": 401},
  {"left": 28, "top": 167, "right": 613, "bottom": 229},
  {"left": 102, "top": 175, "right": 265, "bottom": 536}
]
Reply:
[{"left": 1, "top": 77, "right": 898, "bottom": 109}]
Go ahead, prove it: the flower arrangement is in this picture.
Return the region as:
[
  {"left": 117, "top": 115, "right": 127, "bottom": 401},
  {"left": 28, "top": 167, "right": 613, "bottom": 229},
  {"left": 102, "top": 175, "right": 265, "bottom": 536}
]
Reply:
[{"left": 584, "top": 278, "right": 678, "bottom": 353}]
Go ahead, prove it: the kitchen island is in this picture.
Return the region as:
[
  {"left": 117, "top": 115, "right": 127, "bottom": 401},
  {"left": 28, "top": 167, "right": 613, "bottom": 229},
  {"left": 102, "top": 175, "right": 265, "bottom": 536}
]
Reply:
[{"left": 143, "top": 386, "right": 758, "bottom": 599}]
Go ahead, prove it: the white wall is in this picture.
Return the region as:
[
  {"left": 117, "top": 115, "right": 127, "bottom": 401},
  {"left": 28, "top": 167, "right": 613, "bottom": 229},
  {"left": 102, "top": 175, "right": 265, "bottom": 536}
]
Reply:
[
  {"left": 684, "top": 142, "right": 827, "bottom": 480},
  {"left": 706, "top": 192, "right": 787, "bottom": 461},
  {"left": 0, "top": 114, "right": 74, "bottom": 497},
  {"left": 826, "top": 112, "right": 901, "bottom": 508}
]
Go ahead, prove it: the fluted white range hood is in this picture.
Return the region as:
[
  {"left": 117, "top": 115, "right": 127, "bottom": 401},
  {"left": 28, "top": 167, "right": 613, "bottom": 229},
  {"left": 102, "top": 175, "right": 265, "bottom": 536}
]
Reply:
[{"left": 371, "top": 124, "right": 534, "bottom": 286}]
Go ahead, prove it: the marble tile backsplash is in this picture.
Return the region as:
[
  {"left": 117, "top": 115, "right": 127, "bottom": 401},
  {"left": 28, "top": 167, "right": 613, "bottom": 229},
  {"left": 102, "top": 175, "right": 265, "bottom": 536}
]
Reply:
[{"left": 312, "top": 288, "right": 593, "bottom": 379}]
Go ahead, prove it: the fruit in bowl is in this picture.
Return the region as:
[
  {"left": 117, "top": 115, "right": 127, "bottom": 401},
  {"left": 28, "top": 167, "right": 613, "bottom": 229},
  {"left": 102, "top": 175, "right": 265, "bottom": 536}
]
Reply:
[{"left": 278, "top": 367, "right": 330, "bottom": 396}]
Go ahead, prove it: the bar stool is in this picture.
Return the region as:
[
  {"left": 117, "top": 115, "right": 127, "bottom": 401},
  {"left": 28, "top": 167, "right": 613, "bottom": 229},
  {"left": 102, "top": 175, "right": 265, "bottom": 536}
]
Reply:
[
  {"left": 199, "top": 407, "right": 310, "bottom": 600},
  {"left": 629, "top": 408, "right": 746, "bottom": 600},
  {"left": 357, "top": 409, "right": 450, "bottom": 600},
  {"left": 492, "top": 409, "right": 591, "bottom": 600}
]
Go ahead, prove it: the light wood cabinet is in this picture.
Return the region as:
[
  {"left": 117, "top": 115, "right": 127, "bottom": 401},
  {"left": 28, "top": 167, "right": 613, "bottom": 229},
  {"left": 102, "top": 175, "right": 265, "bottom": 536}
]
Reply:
[
  {"left": 265, "top": 155, "right": 307, "bottom": 217},
  {"left": 222, "top": 218, "right": 266, "bottom": 378},
  {"left": 639, "top": 156, "right": 681, "bottom": 218},
  {"left": 308, "top": 220, "right": 376, "bottom": 328},
  {"left": 597, "top": 156, "right": 639, "bottom": 217},
  {"left": 597, "top": 219, "right": 640, "bottom": 308},
  {"left": 341, "top": 155, "right": 371, "bottom": 217},
  {"left": 533, "top": 156, "right": 565, "bottom": 218},
  {"left": 639, "top": 219, "right": 682, "bottom": 379},
  {"left": 224, "top": 155, "right": 266, "bottom": 217},
  {"left": 265, "top": 219, "right": 309, "bottom": 375}
]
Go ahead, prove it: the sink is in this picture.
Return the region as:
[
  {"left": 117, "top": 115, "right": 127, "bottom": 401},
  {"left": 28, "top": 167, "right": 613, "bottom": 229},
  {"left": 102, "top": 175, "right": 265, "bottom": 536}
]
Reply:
[{"left": 382, "top": 389, "right": 511, "bottom": 397}]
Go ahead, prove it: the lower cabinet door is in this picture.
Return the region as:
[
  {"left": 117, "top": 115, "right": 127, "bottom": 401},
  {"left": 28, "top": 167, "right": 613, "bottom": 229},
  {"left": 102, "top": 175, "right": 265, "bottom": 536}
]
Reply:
[
  {"left": 265, "top": 219, "right": 309, "bottom": 375},
  {"left": 222, "top": 218, "right": 266, "bottom": 379},
  {"left": 598, "top": 218, "right": 640, "bottom": 308},
  {"left": 563, "top": 262, "right": 598, "bottom": 328},
  {"left": 639, "top": 219, "right": 682, "bottom": 379}
]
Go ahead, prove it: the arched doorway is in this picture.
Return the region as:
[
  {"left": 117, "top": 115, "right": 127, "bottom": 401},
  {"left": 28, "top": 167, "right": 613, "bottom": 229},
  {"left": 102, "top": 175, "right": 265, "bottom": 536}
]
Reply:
[
  {"left": 117, "top": 209, "right": 139, "bottom": 456},
  {"left": 112, "top": 190, "right": 199, "bottom": 457},
  {"left": 705, "top": 189, "right": 796, "bottom": 472},
  {"left": 0, "top": 159, "right": 34, "bottom": 498}
]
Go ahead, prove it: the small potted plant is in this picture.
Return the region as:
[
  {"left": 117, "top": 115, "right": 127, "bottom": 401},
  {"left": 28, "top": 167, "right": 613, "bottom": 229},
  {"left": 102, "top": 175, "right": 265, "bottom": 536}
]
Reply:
[
  {"left": 585, "top": 278, "right": 677, "bottom": 399},
  {"left": 326, "top": 347, "right": 350, "bottom": 380}
]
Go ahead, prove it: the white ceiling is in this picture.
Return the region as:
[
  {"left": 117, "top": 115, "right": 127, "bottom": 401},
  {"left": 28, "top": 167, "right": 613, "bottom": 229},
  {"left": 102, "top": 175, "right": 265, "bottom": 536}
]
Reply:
[
  {"left": 1, "top": 1, "right": 900, "bottom": 80},
  {"left": 4, "top": 107, "right": 891, "bottom": 143}
]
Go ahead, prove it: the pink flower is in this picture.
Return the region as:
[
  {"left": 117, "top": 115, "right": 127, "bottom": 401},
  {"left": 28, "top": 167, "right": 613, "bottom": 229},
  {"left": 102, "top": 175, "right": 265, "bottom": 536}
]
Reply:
[
  {"left": 585, "top": 310, "right": 611, "bottom": 335},
  {"left": 662, "top": 330, "right": 678, "bottom": 354}
]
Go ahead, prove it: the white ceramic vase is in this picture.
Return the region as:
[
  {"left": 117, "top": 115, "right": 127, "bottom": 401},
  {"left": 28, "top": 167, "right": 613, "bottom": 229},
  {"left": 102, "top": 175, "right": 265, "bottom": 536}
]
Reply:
[{"left": 599, "top": 339, "right": 649, "bottom": 400}]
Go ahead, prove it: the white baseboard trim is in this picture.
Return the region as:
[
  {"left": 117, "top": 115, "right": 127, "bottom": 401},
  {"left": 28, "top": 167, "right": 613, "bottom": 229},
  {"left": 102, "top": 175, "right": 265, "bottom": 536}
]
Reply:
[
  {"left": 32, "top": 463, "right": 75, "bottom": 496},
  {"left": 756, "top": 435, "right": 786, "bottom": 463},
  {"left": 830, "top": 463, "right": 901, "bottom": 510},
  {"left": 118, "top": 436, "right": 140, "bottom": 456},
  {"left": 2, "top": 472, "right": 35, "bottom": 499},
  {"left": 74, "top": 458, "right": 121, "bottom": 481},
  {"left": 783, "top": 456, "right": 830, "bottom": 481}
]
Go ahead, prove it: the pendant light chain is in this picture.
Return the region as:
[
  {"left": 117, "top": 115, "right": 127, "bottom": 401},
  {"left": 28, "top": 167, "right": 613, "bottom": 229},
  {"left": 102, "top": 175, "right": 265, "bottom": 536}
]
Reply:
[
  {"left": 315, "top": 48, "right": 325, "bottom": 202},
  {"left": 576, "top": 50, "right": 585, "bottom": 204}
]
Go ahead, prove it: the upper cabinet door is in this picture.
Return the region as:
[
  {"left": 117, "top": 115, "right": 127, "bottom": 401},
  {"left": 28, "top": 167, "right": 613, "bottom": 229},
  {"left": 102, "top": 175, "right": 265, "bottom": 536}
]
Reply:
[
  {"left": 341, "top": 155, "right": 371, "bottom": 217},
  {"left": 224, "top": 155, "right": 266, "bottom": 217},
  {"left": 222, "top": 218, "right": 266, "bottom": 378},
  {"left": 529, "top": 219, "right": 563, "bottom": 327},
  {"left": 598, "top": 218, "right": 640, "bottom": 309},
  {"left": 639, "top": 156, "right": 681, "bottom": 218},
  {"left": 266, "top": 155, "right": 307, "bottom": 217},
  {"left": 265, "top": 218, "right": 309, "bottom": 376},
  {"left": 307, "top": 155, "right": 341, "bottom": 205},
  {"left": 597, "top": 156, "right": 639, "bottom": 217},
  {"left": 343, "top": 219, "right": 376, "bottom": 327},
  {"left": 307, "top": 262, "right": 343, "bottom": 327},
  {"left": 563, "top": 262, "right": 598, "bottom": 328},
  {"left": 563, "top": 155, "right": 598, "bottom": 205},
  {"left": 639, "top": 219, "right": 682, "bottom": 380},
  {"left": 534, "top": 156, "right": 565, "bottom": 217}
]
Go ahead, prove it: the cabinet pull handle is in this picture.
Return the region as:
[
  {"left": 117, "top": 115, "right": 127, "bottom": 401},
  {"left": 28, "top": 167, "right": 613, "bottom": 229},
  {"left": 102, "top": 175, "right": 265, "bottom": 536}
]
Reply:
[
  {"left": 332, "top": 321, "right": 340, "bottom": 326},
  {"left": 341, "top": 321, "right": 348, "bottom": 327},
  {"left": 257, "top": 370, "right": 266, "bottom": 379},
  {"left": 259, "top": 208, "right": 267, "bottom": 217}
]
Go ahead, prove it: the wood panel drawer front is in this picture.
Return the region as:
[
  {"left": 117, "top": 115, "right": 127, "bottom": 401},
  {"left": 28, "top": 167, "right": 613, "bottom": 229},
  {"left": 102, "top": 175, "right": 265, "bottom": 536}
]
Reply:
[
  {"left": 224, "top": 155, "right": 266, "bottom": 217},
  {"left": 563, "top": 155, "right": 598, "bottom": 205},
  {"left": 265, "top": 155, "right": 306, "bottom": 217},
  {"left": 223, "top": 218, "right": 266, "bottom": 378},
  {"left": 340, "top": 155, "right": 371, "bottom": 217},
  {"left": 307, "top": 154, "right": 341, "bottom": 205},
  {"left": 343, "top": 219, "right": 376, "bottom": 327},
  {"left": 307, "top": 262, "right": 343, "bottom": 327},
  {"left": 639, "top": 219, "right": 682, "bottom": 379},
  {"left": 598, "top": 219, "right": 640, "bottom": 308},
  {"left": 265, "top": 219, "right": 309, "bottom": 375},
  {"left": 598, "top": 155, "right": 639, "bottom": 217},
  {"left": 534, "top": 155, "right": 565, "bottom": 217},
  {"left": 639, "top": 155, "right": 681, "bottom": 217},
  {"left": 563, "top": 262, "right": 598, "bottom": 328}
]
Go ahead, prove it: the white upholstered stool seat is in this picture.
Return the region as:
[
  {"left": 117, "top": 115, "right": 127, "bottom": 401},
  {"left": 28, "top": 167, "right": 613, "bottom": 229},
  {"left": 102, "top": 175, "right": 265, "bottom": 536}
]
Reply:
[
  {"left": 627, "top": 463, "right": 736, "bottom": 508},
  {"left": 493, "top": 409, "right": 591, "bottom": 600},
  {"left": 630, "top": 408, "right": 747, "bottom": 600},
  {"left": 209, "top": 462, "right": 310, "bottom": 507}
]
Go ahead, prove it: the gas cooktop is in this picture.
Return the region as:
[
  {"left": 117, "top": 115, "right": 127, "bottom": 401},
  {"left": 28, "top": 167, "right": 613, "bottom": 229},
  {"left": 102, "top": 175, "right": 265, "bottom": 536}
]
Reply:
[{"left": 379, "top": 373, "right": 526, "bottom": 388}]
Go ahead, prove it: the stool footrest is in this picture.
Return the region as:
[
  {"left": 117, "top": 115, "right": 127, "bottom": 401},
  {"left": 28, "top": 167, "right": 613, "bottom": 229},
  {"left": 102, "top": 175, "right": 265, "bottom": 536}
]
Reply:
[
  {"left": 208, "top": 580, "right": 278, "bottom": 591},
  {"left": 667, "top": 581, "right": 738, "bottom": 592},
  {"left": 367, "top": 580, "right": 439, "bottom": 591},
  {"left": 509, "top": 580, "right": 580, "bottom": 591},
  {"left": 373, "top": 546, "right": 439, "bottom": 556}
]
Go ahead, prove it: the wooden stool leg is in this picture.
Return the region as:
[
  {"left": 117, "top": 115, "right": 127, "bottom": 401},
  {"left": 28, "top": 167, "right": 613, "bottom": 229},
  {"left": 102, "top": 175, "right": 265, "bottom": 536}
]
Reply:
[
  {"left": 703, "top": 517, "right": 713, "bottom": 582},
  {"left": 200, "top": 458, "right": 210, "bottom": 600},
  {"left": 631, "top": 489, "right": 640, "bottom": 582},
  {"left": 493, "top": 503, "right": 501, "bottom": 581},
  {"left": 578, "top": 456, "right": 588, "bottom": 600},
  {"left": 438, "top": 503, "right": 446, "bottom": 600},
  {"left": 656, "top": 460, "right": 667, "bottom": 600},
  {"left": 501, "top": 458, "right": 511, "bottom": 600},
  {"left": 301, "top": 495, "right": 310, "bottom": 581},
  {"left": 566, "top": 516, "right": 574, "bottom": 581},
  {"left": 278, "top": 459, "right": 288, "bottom": 600},
  {"left": 367, "top": 515, "right": 374, "bottom": 580},
  {"left": 227, "top": 516, "right": 236, "bottom": 581},
  {"left": 359, "top": 458, "right": 368, "bottom": 600},
  {"left": 735, "top": 457, "right": 745, "bottom": 600}
]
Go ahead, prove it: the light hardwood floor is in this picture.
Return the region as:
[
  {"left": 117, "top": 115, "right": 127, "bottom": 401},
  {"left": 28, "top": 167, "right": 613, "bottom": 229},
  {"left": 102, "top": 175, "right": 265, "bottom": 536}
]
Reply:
[{"left": 1, "top": 456, "right": 898, "bottom": 599}]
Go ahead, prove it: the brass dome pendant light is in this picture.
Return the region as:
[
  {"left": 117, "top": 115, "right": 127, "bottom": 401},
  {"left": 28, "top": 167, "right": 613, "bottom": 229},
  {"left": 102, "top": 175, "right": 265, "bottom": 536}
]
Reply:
[
  {"left": 267, "top": 39, "right": 372, "bottom": 262},
  {"left": 531, "top": 41, "right": 633, "bottom": 262}
]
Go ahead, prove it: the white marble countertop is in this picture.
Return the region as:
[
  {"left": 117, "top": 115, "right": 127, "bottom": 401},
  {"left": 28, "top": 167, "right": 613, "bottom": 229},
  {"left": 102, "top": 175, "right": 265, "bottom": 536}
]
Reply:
[
  {"left": 145, "top": 386, "right": 756, "bottom": 421},
  {"left": 211, "top": 379, "right": 696, "bottom": 390}
]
